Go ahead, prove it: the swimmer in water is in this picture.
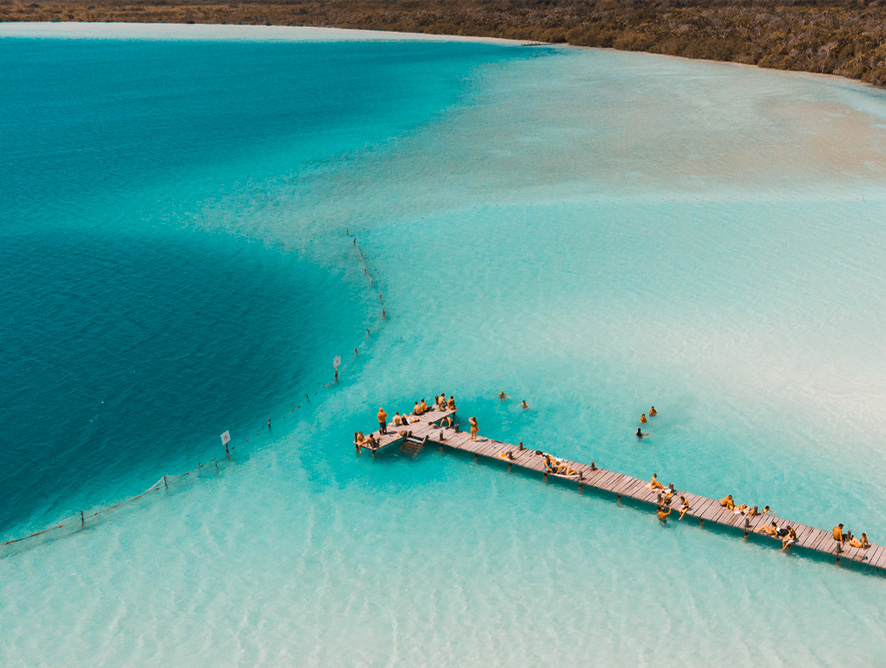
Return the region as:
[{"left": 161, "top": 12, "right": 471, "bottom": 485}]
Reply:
[
  {"left": 521, "top": 400, "right": 529, "bottom": 409},
  {"left": 657, "top": 506, "right": 672, "bottom": 523},
  {"left": 636, "top": 428, "right": 649, "bottom": 439},
  {"left": 640, "top": 414, "right": 647, "bottom": 424},
  {"left": 496, "top": 391, "right": 510, "bottom": 400},
  {"left": 649, "top": 406, "right": 657, "bottom": 416}
]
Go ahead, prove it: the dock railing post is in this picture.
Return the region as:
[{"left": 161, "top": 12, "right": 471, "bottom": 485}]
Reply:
[{"left": 518, "top": 441, "right": 524, "bottom": 450}]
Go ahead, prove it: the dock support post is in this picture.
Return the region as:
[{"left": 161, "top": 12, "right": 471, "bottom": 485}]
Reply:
[
  {"left": 508, "top": 463, "right": 512, "bottom": 472},
  {"left": 617, "top": 494, "right": 621, "bottom": 502},
  {"left": 80, "top": 510, "right": 85, "bottom": 526},
  {"left": 371, "top": 449, "right": 376, "bottom": 459},
  {"left": 579, "top": 483, "right": 583, "bottom": 494},
  {"left": 474, "top": 453, "right": 478, "bottom": 462},
  {"left": 543, "top": 473, "right": 548, "bottom": 483},
  {"left": 163, "top": 476, "right": 168, "bottom": 489},
  {"left": 700, "top": 519, "right": 704, "bottom": 528}
]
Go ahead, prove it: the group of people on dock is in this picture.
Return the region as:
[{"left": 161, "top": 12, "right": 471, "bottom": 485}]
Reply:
[
  {"left": 375, "top": 395, "right": 457, "bottom": 436},
  {"left": 636, "top": 405, "right": 657, "bottom": 439},
  {"left": 832, "top": 523, "right": 870, "bottom": 552}
]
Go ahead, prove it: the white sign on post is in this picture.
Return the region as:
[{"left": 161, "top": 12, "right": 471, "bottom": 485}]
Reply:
[
  {"left": 220, "top": 431, "right": 231, "bottom": 446},
  {"left": 333, "top": 356, "right": 341, "bottom": 369}
]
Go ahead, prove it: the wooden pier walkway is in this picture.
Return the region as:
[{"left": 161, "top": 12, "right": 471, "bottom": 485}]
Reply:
[{"left": 356, "top": 406, "right": 886, "bottom": 573}]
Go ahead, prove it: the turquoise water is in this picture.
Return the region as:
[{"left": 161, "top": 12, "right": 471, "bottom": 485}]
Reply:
[{"left": 2, "top": 24, "right": 886, "bottom": 666}]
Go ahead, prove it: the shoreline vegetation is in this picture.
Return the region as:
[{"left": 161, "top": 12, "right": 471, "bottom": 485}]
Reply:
[{"left": 3, "top": 1, "right": 886, "bottom": 88}]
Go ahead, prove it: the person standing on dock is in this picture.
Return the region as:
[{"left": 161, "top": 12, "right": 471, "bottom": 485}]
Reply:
[
  {"left": 469, "top": 416, "right": 479, "bottom": 441},
  {"left": 377, "top": 407, "right": 388, "bottom": 435}
]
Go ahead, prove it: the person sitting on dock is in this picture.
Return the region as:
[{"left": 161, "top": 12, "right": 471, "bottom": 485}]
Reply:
[
  {"left": 649, "top": 406, "right": 657, "bottom": 416},
  {"left": 861, "top": 533, "right": 871, "bottom": 549},
  {"left": 366, "top": 434, "right": 379, "bottom": 449},
  {"left": 442, "top": 414, "right": 453, "bottom": 428},
  {"left": 447, "top": 395, "right": 456, "bottom": 410},
  {"left": 756, "top": 521, "right": 778, "bottom": 536},
  {"left": 413, "top": 401, "right": 423, "bottom": 416},
  {"left": 469, "top": 416, "right": 479, "bottom": 442},
  {"left": 678, "top": 497, "right": 690, "bottom": 520},
  {"left": 437, "top": 394, "right": 447, "bottom": 408},
  {"left": 392, "top": 412, "right": 402, "bottom": 427},
  {"left": 377, "top": 408, "right": 388, "bottom": 435},
  {"left": 848, "top": 533, "right": 864, "bottom": 549},
  {"left": 496, "top": 391, "right": 510, "bottom": 400},
  {"left": 748, "top": 505, "right": 759, "bottom": 517},
  {"left": 355, "top": 431, "right": 367, "bottom": 447},
  {"left": 833, "top": 524, "right": 845, "bottom": 548},
  {"left": 636, "top": 428, "right": 649, "bottom": 439},
  {"left": 420, "top": 398, "right": 429, "bottom": 413},
  {"left": 650, "top": 473, "right": 665, "bottom": 490},
  {"left": 780, "top": 526, "right": 797, "bottom": 551},
  {"left": 720, "top": 495, "right": 735, "bottom": 510},
  {"left": 640, "top": 413, "right": 647, "bottom": 424}
]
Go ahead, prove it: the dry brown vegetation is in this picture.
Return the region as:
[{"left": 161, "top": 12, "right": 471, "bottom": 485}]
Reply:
[{"left": 4, "top": 0, "right": 886, "bottom": 86}]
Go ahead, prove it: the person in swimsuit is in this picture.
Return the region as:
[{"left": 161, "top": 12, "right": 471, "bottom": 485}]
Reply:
[
  {"left": 496, "top": 391, "right": 510, "bottom": 400},
  {"left": 413, "top": 401, "right": 422, "bottom": 416},
  {"left": 720, "top": 495, "right": 735, "bottom": 510},
  {"left": 657, "top": 505, "right": 672, "bottom": 523},
  {"left": 640, "top": 414, "right": 647, "bottom": 424},
  {"left": 748, "top": 506, "right": 759, "bottom": 517},
  {"left": 861, "top": 533, "right": 871, "bottom": 549},
  {"left": 392, "top": 412, "right": 402, "bottom": 426},
  {"left": 447, "top": 395, "right": 456, "bottom": 410},
  {"left": 833, "top": 524, "right": 844, "bottom": 548},
  {"left": 420, "top": 399, "right": 429, "bottom": 413},
  {"left": 521, "top": 400, "right": 529, "bottom": 409},
  {"left": 469, "top": 416, "right": 479, "bottom": 441},
  {"left": 650, "top": 473, "right": 665, "bottom": 490},
  {"left": 649, "top": 406, "right": 657, "bottom": 416},
  {"left": 636, "top": 428, "right": 649, "bottom": 438},
  {"left": 678, "top": 497, "right": 690, "bottom": 520},
  {"left": 781, "top": 526, "right": 797, "bottom": 551},
  {"left": 756, "top": 521, "right": 778, "bottom": 536}
]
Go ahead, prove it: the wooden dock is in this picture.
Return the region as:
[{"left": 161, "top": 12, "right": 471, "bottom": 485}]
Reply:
[{"left": 356, "top": 406, "right": 886, "bottom": 573}]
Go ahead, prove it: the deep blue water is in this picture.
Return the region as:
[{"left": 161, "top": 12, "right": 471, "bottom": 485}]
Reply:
[{"left": 0, "top": 36, "right": 524, "bottom": 533}]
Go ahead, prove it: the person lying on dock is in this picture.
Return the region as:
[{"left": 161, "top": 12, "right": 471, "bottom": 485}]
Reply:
[
  {"left": 756, "top": 521, "right": 779, "bottom": 537},
  {"left": 636, "top": 428, "right": 649, "bottom": 439},
  {"left": 496, "top": 391, "right": 510, "bottom": 400},
  {"left": 763, "top": 506, "right": 776, "bottom": 515},
  {"left": 720, "top": 495, "right": 735, "bottom": 510},
  {"left": 833, "top": 524, "right": 845, "bottom": 548},
  {"left": 649, "top": 406, "right": 657, "bottom": 416},
  {"left": 780, "top": 527, "right": 797, "bottom": 551},
  {"left": 650, "top": 473, "right": 665, "bottom": 490},
  {"left": 734, "top": 504, "right": 749, "bottom": 515},
  {"left": 678, "top": 497, "right": 690, "bottom": 520}
]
